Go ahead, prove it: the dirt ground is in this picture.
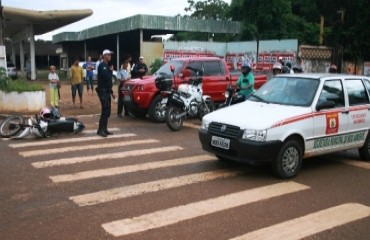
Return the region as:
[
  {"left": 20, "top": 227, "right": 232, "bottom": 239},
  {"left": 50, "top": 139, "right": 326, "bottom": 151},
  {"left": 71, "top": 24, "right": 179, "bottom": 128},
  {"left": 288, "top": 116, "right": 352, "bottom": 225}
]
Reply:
[{"left": 49, "top": 81, "right": 121, "bottom": 117}]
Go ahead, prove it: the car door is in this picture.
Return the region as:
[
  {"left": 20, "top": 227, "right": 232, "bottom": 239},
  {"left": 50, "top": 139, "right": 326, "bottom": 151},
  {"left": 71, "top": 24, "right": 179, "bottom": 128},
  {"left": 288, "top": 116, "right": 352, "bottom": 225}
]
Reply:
[
  {"left": 310, "top": 79, "right": 349, "bottom": 154},
  {"left": 344, "top": 78, "right": 370, "bottom": 145},
  {"left": 202, "top": 61, "right": 227, "bottom": 102}
]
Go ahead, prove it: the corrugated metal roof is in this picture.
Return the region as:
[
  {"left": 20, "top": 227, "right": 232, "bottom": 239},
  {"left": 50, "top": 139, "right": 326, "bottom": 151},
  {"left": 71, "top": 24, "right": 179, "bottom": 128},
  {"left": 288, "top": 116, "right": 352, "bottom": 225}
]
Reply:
[{"left": 53, "top": 14, "right": 242, "bottom": 43}]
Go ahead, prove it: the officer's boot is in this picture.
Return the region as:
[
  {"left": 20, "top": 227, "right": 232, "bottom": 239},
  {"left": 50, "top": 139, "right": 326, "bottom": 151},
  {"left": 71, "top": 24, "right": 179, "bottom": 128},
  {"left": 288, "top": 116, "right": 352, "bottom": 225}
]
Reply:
[
  {"left": 97, "top": 118, "right": 107, "bottom": 137},
  {"left": 104, "top": 119, "right": 113, "bottom": 135}
]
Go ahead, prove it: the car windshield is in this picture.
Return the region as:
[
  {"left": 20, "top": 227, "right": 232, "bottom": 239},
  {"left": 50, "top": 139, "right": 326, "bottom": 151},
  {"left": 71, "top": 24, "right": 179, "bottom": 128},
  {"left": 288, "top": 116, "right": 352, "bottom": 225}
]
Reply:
[
  {"left": 155, "top": 60, "right": 184, "bottom": 77},
  {"left": 7, "top": 63, "right": 15, "bottom": 67},
  {"left": 249, "top": 77, "right": 320, "bottom": 106}
]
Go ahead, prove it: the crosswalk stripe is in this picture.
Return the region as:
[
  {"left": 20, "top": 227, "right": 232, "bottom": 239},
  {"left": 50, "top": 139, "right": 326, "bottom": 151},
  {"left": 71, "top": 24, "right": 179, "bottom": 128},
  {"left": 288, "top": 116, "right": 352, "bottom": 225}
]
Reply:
[
  {"left": 9, "top": 133, "right": 136, "bottom": 148},
  {"left": 19, "top": 139, "right": 160, "bottom": 157},
  {"left": 340, "top": 160, "right": 370, "bottom": 170},
  {"left": 50, "top": 154, "right": 216, "bottom": 183},
  {"left": 82, "top": 128, "right": 120, "bottom": 134},
  {"left": 183, "top": 122, "right": 200, "bottom": 129},
  {"left": 101, "top": 181, "right": 310, "bottom": 237},
  {"left": 230, "top": 203, "right": 370, "bottom": 240},
  {"left": 70, "top": 169, "right": 240, "bottom": 206},
  {"left": 32, "top": 146, "right": 184, "bottom": 168}
]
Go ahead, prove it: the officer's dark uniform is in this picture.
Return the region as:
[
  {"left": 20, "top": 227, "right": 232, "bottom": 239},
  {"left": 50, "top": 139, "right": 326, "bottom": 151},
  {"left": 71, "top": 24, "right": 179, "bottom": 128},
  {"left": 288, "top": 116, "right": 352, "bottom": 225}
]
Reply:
[{"left": 97, "top": 61, "right": 113, "bottom": 137}]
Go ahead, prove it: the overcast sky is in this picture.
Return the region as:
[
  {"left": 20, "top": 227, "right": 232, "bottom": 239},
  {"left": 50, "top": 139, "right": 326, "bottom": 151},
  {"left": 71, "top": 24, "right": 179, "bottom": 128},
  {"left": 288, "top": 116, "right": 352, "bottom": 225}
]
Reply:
[{"left": 3, "top": 0, "right": 231, "bottom": 40}]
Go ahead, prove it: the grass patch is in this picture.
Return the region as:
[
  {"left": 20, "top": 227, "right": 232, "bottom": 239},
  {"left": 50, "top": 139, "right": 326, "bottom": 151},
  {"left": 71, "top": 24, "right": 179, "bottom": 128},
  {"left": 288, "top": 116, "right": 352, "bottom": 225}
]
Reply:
[{"left": 0, "top": 67, "right": 44, "bottom": 93}]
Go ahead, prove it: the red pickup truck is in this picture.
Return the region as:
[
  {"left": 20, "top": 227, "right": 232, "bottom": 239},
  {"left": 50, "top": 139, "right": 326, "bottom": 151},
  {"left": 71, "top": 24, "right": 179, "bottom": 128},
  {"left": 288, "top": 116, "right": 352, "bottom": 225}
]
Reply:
[{"left": 122, "top": 57, "right": 267, "bottom": 122}]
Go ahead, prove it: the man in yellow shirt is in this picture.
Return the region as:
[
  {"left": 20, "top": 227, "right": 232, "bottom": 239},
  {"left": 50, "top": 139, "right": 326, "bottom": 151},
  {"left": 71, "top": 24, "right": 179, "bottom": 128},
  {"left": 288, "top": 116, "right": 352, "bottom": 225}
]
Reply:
[{"left": 70, "top": 58, "right": 84, "bottom": 108}]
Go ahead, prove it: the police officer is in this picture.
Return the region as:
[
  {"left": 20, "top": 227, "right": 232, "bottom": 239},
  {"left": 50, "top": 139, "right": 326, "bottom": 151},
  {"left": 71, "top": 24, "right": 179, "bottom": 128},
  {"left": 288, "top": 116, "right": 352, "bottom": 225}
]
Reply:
[{"left": 96, "top": 49, "right": 115, "bottom": 137}]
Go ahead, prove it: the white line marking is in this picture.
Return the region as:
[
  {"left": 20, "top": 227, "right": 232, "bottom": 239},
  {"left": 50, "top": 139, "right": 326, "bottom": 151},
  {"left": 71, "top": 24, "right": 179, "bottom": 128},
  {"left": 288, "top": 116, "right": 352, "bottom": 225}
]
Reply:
[
  {"left": 32, "top": 146, "right": 184, "bottom": 169},
  {"left": 341, "top": 160, "right": 370, "bottom": 170},
  {"left": 71, "top": 170, "right": 240, "bottom": 206},
  {"left": 230, "top": 203, "right": 370, "bottom": 240},
  {"left": 20, "top": 139, "right": 160, "bottom": 157},
  {"left": 9, "top": 133, "right": 136, "bottom": 148},
  {"left": 50, "top": 154, "right": 216, "bottom": 183},
  {"left": 80, "top": 128, "right": 120, "bottom": 134},
  {"left": 183, "top": 122, "right": 200, "bottom": 129},
  {"left": 101, "top": 182, "right": 310, "bottom": 237}
]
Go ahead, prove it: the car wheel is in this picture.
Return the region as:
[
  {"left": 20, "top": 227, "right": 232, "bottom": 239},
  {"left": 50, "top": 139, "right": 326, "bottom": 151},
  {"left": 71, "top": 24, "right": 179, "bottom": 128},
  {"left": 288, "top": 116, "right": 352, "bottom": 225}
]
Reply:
[
  {"left": 272, "top": 139, "right": 303, "bottom": 179},
  {"left": 358, "top": 131, "right": 370, "bottom": 161},
  {"left": 148, "top": 95, "right": 166, "bottom": 123}
]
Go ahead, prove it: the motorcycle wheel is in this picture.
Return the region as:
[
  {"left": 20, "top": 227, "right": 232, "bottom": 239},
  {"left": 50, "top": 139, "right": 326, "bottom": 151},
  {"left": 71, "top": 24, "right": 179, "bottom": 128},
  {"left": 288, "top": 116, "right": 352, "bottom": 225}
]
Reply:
[
  {"left": 0, "top": 115, "right": 24, "bottom": 138},
  {"left": 165, "top": 105, "right": 184, "bottom": 131},
  {"left": 198, "top": 99, "right": 215, "bottom": 120}
]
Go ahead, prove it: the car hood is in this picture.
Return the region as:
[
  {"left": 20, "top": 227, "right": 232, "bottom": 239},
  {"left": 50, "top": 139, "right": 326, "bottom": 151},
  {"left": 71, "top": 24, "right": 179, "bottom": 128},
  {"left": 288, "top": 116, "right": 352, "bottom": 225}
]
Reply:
[
  {"left": 125, "top": 75, "right": 154, "bottom": 85},
  {"left": 204, "top": 100, "right": 312, "bottom": 130}
]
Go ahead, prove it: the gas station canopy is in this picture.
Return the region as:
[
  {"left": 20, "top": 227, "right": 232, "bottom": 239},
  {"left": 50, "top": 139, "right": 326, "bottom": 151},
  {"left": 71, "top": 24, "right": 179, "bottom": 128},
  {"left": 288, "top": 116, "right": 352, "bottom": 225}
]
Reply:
[
  {"left": 2, "top": 6, "right": 93, "bottom": 38},
  {"left": 1, "top": 6, "right": 92, "bottom": 80}
]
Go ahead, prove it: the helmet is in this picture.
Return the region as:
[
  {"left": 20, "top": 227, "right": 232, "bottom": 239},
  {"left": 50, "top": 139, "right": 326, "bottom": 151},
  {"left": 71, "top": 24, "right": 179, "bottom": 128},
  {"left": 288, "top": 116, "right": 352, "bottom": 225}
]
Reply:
[
  {"left": 50, "top": 107, "right": 61, "bottom": 119},
  {"left": 329, "top": 64, "right": 337, "bottom": 73},
  {"left": 272, "top": 62, "right": 282, "bottom": 70},
  {"left": 292, "top": 64, "right": 303, "bottom": 73},
  {"left": 40, "top": 107, "right": 52, "bottom": 121},
  {"left": 241, "top": 63, "right": 251, "bottom": 73}
]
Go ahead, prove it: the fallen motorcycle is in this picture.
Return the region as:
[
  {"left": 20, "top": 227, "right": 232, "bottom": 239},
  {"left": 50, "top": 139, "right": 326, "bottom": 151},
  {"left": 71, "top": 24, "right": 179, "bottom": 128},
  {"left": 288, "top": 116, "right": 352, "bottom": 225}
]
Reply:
[
  {"left": 0, "top": 107, "right": 85, "bottom": 139},
  {"left": 156, "top": 66, "right": 215, "bottom": 131}
]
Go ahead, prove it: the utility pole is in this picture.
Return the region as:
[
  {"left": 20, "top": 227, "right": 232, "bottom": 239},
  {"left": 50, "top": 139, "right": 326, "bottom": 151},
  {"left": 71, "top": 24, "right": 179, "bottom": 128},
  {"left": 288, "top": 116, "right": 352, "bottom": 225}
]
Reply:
[{"left": 0, "top": 0, "right": 3, "bottom": 45}]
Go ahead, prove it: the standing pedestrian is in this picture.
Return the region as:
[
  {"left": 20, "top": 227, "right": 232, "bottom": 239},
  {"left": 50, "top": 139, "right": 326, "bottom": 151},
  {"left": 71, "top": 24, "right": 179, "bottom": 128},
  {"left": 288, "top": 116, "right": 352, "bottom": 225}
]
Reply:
[
  {"left": 96, "top": 49, "right": 115, "bottom": 137},
  {"left": 85, "top": 56, "right": 94, "bottom": 95},
  {"left": 70, "top": 58, "right": 84, "bottom": 108},
  {"left": 96, "top": 55, "right": 103, "bottom": 70},
  {"left": 48, "top": 65, "right": 60, "bottom": 108},
  {"left": 117, "top": 59, "right": 130, "bottom": 117},
  {"left": 132, "top": 56, "right": 148, "bottom": 78}
]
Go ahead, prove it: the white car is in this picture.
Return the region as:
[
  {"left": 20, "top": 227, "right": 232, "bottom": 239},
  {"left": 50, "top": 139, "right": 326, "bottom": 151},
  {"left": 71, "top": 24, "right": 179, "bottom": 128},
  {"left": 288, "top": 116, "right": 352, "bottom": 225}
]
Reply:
[
  {"left": 199, "top": 74, "right": 370, "bottom": 178},
  {"left": 79, "top": 62, "right": 117, "bottom": 83},
  {"left": 7, "top": 62, "right": 18, "bottom": 79}
]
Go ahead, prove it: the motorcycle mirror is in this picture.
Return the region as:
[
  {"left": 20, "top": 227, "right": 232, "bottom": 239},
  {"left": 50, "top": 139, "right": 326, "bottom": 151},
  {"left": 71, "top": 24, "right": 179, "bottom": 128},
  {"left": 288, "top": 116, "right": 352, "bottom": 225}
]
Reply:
[{"left": 170, "top": 65, "right": 175, "bottom": 72}]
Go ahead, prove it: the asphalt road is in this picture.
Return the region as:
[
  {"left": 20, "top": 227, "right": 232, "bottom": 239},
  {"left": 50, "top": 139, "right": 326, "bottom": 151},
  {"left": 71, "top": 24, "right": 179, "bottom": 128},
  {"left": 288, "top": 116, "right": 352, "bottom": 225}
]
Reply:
[{"left": 1, "top": 115, "right": 370, "bottom": 240}]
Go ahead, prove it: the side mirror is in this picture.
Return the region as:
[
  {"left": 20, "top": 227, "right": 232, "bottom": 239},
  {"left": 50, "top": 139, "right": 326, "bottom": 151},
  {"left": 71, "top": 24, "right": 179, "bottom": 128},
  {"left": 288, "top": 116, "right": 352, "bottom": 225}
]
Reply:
[
  {"left": 316, "top": 100, "right": 335, "bottom": 111},
  {"left": 170, "top": 65, "right": 175, "bottom": 73},
  {"left": 181, "top": 69, "right": 191, "bottom": 78}
]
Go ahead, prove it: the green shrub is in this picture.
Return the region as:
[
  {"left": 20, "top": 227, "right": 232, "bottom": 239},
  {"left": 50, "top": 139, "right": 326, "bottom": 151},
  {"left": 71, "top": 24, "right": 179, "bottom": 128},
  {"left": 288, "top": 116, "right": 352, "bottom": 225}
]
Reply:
[
  {"left": 150, "top": 58, "right": 163, "bottom": 74},
  {"left": 0, "top": 67, "right": 44, "bottom": 93}
]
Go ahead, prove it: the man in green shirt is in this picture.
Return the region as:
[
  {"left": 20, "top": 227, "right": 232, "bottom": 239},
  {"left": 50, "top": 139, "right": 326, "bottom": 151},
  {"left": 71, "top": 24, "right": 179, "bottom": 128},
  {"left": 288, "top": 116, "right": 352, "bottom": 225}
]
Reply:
[{"left": 236, "top": 63, "right": 255, "bottom": 101}]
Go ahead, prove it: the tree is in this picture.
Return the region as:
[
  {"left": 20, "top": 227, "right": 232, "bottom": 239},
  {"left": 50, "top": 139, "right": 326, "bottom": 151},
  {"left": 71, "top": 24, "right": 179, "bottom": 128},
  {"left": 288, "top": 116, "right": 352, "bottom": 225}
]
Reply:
[
  {"left": 179, "top": 0, "right": 233, "bottom": 41},
  {"left": 184, "top": 0, "right": 230, "bottom": 20}
]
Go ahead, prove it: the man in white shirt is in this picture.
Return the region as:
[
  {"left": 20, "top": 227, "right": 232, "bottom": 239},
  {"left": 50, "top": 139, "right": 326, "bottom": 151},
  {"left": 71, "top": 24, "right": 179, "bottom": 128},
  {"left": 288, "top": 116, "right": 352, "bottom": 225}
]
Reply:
[{"left": 117, "top": 59, "right": 130, "bottom": 117}]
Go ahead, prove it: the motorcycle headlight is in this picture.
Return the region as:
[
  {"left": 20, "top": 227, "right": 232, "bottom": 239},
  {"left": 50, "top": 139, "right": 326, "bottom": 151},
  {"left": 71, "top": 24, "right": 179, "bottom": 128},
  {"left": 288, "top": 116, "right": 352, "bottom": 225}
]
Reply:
[
  {"left": 200, "top": 119, "right": 210, "bottom": 131},
  {"left": 224, "top": 91, "right": 230, "bottom": 98},
  {"left": 242, "top": 129, "right": 267, "bottom": 141}
]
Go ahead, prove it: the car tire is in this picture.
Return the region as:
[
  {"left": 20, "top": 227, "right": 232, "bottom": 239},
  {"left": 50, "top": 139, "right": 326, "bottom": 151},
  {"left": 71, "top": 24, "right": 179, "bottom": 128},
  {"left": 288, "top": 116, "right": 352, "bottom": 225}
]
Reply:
[
  {"left": 272, "top": 139, "right": 303, "bottom": 179},
  {"left": 148, "top": 95, "right": 166, "bottom": 123},
  {"left": 358, "top": 131, "right": 370, "bottom": 161}
]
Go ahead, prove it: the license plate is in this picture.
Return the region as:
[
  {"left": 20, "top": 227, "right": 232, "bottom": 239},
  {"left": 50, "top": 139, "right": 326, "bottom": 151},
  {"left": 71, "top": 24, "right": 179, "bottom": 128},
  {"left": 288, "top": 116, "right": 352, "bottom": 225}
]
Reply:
[
  {"left": 211, "top": 136, "right": 230, "bottom": 150},
  {"left": 161, "top": 98, "right": 168, "bottom": 104},
  {"left": 124, "top": 95, "right": 131, "bottom": 101}
]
